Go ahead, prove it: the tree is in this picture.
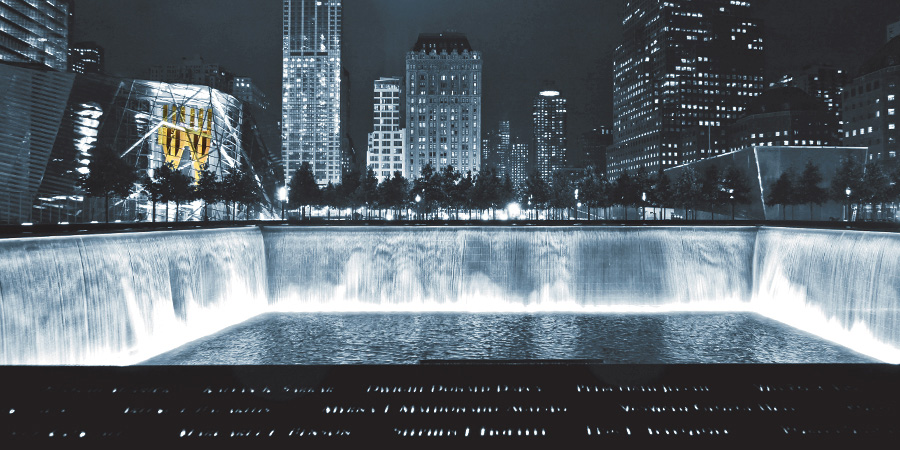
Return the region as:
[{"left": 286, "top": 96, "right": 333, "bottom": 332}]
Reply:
[
  {"left": 614, "top": 171, "right": 639, "bottom": 220},
  {"left": 633, "top": 166, "right": 652, "bottom": 220},
  {"left": 674, "top": 167, "right": 701, "bottom": 220},
  {"left": 336, "top": 167, "right": 362, "bottom": 216},
  {"left": 141, "top": 173, "right": 163, "bottom": 223},
  {"left": 830, "top": 155, "right": 864, "bottom": 221},
  {"left": 154, "top": 162, "right": 192, "bottom": 222},
  {"left": 236, "top": 170, "right": 261, "bottom": 220},
  {"left": 473, "top": 166, "right": 503, "bottom": 219},
  {"left": 195, "top": 164, "right": 221, "bottom": 221},
  {"left": 796, "top": 161, "right": 827, "bottom": 220},
  {"left": 355, "top": 167, "right": 380, "bottom": 219},
  {"left": 862, "top": 162, "right": 892, "bottom": 220},
  {"left": 722, "top": 166, "right": 751, "bottom": 220},
  {"left": 288, "top": 162, "right": 321, "bottom": 220},
  {"left": 412, "top": 164, "right": 443, "bottom": 219},
  {"left": 550, "top": 171, "right": 576, "bottom": 219},
  {"left": 700, "top": 164, "right": 722, "bottom": 220},
  {"left": 650, "top": 171, "right": 673, "bottom": 220},
  {"left": 220, "top": 168, "right": 243, "bottom": 221},
  {"left": 522, "top": 169, "right": 550, "bottom": 218},
  {"left": 321, "top": 182, "right": 338, "bottom": 220},
  {"left": 499, "top": 174, "right": 516, "bottom": 211},
  {"left": 78, "top": 145, "right": 139, "bottom": 223},
  {"left": 378, "top": 171, "right": 409, "bottom": 219},
  {"left": 453, "top": 171, "right": 476, "bottom": 219},
  {"left": 766, "top": 169, "right": 796, "bottom": 220},
  {"left": 439, "top": 165, "right": 462, "bottom": 218}
]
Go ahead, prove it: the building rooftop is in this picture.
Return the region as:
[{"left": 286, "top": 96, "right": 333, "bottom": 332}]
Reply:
[
  {"left": 412, "top": 33, "right": 473, "bottom": 53},
  {"left": 858, "top": 35, "right": 900, "bottom": 75}
]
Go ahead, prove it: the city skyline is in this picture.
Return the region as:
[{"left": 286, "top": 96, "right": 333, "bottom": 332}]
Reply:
[{"left": 70, "top": 0, "right": 900, "bottom": 164}]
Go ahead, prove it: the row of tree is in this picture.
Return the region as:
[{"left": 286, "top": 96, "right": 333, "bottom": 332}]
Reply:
[
  {"left": 286, "top": 161, "right": 755, "bottom": 221},
  {"left": 78, "top": 145, "right": 900, "bottom": 223},
  {"left": 287, "top": 162, "right": 518, "bottom": 220},
  {"left": 78, "top": 145, "right": 263, "bottom": 222},
  {"left": 767, "top": 157, "right": 900, "bottom": 220}
]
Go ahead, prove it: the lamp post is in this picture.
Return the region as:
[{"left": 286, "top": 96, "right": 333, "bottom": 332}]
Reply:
[
  {"left": 574, "top": 189, "right": 579, "bottom": 221},
  {"left": 641, "top": 191, "right": 647, "bottom": 221},
  {"left": 845, "top": 187, "right": 851, "bottom": 222},
  {"left": 278, "top": 186, "right": 288, "bottom": 221},
  {"left": 728, "top": 188, "right": 735, "bottom": 221},
  {"left": 415, "top": 194, "right": 422, "bottom": 221}
]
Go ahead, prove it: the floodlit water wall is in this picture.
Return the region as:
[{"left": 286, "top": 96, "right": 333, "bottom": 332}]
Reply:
[
  {"left": 0, "top": 225, "right": 898, "bottom": 364},
  {"left": 0, "top": 228, "right": 268, "bottom": 365},
  {"left": 753, "top": 228, "right": 900, "bottom": 362},
  {"left": 263, "top": 227, "right": 755, "bottom": 310}
]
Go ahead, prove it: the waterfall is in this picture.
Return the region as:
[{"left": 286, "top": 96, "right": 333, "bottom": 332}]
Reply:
[
  {"left": 263, "top": 226, "right": 754, "bottom": 312},
  {"left": 1, "top": 225, "right": 898, "bottom": 365},
  {"left": 0, "top": 228, "right": 268, "bottom": 365},
  {"left": 753, "top": 227, "right": 900, "bottom": 363}
]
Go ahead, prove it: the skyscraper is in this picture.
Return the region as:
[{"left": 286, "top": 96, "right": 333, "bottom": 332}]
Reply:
[
  {"left": 283, "top": 0, "right": 343, "bottom": 185},
  {"left": 406, "top": 33, "right": 482, "bottom": 177},
  {"left": 497, "top": 120, "right": 510, "bottom": 176},
  {"left": 610, "top": 0, "right": 765, "bottom": 175},
  {"left": 0, "top": 0, "right": 70, "bottom": 71},
  {"left": 843, "top": 36, "right": 900, "bottom": 161},
  {"left": 69, "top": 42, "right": 103, "bottom": 75},
  {"left": 367, "top": 77, "right": 406, "bottom": 182},
  {"left": 509, "top": 140, "right": 529, "bottom": 189},
  {"left": 533, "top": 89, "right": 567, "bottom": 182}
]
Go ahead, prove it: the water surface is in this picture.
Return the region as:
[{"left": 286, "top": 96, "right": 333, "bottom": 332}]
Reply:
[{"left": 143, "top": 313, "right": 875, "bottom": 365}]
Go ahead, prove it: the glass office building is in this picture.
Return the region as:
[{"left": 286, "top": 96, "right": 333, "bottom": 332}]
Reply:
[
  {"left": 0, "top": 0, "right": 70, "bottom": 71},
  {"left": 533, "top": 90, "right": 567, "bottom": 182},
  {"left": 282, "top": 0, "right": 343, "bottom": 185},
  {"left": 611, "top": 0, "right": 765, "bottom": 175}
]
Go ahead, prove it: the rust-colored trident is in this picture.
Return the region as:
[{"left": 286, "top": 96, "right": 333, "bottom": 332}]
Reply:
[{"left": 157, "top": 105, "right": 213, "bottom": 182}]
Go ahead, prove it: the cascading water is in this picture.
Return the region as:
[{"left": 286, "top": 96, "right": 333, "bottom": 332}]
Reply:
[
  {"left": 0, "top": 225, "right": 898, "bottom": 365},
  {"left": 753, "top": 227, "right": 900, "bottom": 363},
  {"left": 263, "top": 226, "right": 755, "bottom": 312},
  {"left": 0, "top": 228, "right": 268, "bottom": 365}
]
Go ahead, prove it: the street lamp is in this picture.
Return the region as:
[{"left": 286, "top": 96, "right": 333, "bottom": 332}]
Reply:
[
  {"left": 278, "top": 186, "right": 288, "bottom": 221},
  {"left": 728, "top": 188, "right": 735, "bottom": 221},
  {"left": 574, "top": 189, "right": 579, "bottom": 221},
  {"left": 415, "top": 194, "right": 422, "bottom": 221},
  {"left": 642, "top": 192, "right": 647, "bottom": 221},
  {"left": 845, "top": 187, "right": 852, "bottom": 222}
]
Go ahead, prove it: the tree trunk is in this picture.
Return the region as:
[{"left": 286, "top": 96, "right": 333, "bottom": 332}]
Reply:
[
  {"left": 105, "top": 194, "right": 110, "bottom": 223},
  {"left": 165, "top": 201, "right": 169, "bottom": 222}
]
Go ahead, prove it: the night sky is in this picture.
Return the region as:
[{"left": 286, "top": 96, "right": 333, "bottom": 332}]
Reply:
[{"left": 72, "top": 0, "right": 900, "bottom": 153}]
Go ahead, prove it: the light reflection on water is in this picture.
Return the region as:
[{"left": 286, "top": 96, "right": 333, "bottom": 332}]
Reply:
[{"left": 143, "top": 313, "right": 875, "bottom": 365}]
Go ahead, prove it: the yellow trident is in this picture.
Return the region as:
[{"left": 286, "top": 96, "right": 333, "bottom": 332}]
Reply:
[{"left": 157, "top": 105, "right": 213, "bottom": 182}]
